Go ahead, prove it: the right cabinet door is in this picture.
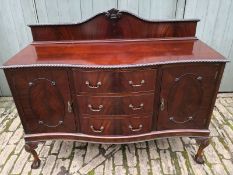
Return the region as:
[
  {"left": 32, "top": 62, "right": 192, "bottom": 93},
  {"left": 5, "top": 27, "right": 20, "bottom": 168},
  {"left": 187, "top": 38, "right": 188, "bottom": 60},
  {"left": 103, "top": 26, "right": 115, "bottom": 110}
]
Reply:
[{"left": 157, "top": 64, "right": 220, "bottom": 130}]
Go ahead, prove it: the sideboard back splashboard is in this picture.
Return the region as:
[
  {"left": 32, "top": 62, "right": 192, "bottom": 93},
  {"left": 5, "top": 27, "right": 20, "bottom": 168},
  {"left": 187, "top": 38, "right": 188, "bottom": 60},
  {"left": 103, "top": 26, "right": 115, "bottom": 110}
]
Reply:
[{"left": 1, "top": 9, "right": 228, "bottom": 169}]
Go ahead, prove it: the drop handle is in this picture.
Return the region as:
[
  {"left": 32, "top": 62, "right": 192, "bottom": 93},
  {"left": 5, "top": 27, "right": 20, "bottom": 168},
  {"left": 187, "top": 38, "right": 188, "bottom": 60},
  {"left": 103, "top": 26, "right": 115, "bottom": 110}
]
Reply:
[
  {"left": 90, "top": 125, "right": 104, "bottom": 133},
  {"left": 85, "top": 81, "right": 102, "bottom": 89},
  {"left": 88, "top": 104, "right": 103, "bottom": 112},
  {"left": 197, "top": 76, "right": 203, "bottom": 81},
  {"left": 129, "top": 80, "right": 145, "bottom": 87},
  {"left": 129, "top": 103, "right": 144, "bottom": 110},
  {"left": 129, "top": 124, "right": 143, "bottom": 132},
  {"left": 38, "top": 120, "right": 63, "bottom": 128},
  {"left": 169, "top": 116, "right": 193, "bottom": 124},
  {"left": 67, "top": 101, "right": 73, "bottom": 113},
  {"left": 160, "top": 98, "right": 165, "bottom": 111}
]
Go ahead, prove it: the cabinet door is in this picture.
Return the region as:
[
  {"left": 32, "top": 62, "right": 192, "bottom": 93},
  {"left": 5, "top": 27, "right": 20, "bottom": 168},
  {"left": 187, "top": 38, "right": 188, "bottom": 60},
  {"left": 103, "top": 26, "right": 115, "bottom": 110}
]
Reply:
[
  {"left": 157, "top": 64, "right": 219, "bottom": 130},
  {"left": 9, "top": 68, "right": 76, "bottom": 133}
]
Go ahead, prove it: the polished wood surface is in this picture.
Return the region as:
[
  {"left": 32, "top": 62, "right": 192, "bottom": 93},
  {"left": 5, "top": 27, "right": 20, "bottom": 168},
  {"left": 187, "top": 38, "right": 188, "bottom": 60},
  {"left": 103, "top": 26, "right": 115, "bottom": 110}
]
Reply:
[
  {"left": 25, "top": 142, "right": 41, "bottom": 169},
  {"left": 1, "top": 9, "right": 228, "bottom": 168},
  {"left": 4, "top": 68, "right": 77, "bottom": 133},
  {"left": 194, "top": 137, "right": 210, "bottom": 164},
  {"left": 73, "top": 69, "right": 156, "bottom": 93},
  {"left": 3, "top": 39, "right": 226, "bottom": 68},
  {"left": 24, "top": 129, "right": 210, "bottom": 144},
  {"left": 77, "top": 93, "right": 154, "bottom": 115},
  {"left": 29, "top": 9, "right": 198, "bottom": 41},
  {"left": 157, "top": 64, "right": 219, "bottom": 130},
  {"left": 81, "top": 115, "right": 151, "bottom": 135}
]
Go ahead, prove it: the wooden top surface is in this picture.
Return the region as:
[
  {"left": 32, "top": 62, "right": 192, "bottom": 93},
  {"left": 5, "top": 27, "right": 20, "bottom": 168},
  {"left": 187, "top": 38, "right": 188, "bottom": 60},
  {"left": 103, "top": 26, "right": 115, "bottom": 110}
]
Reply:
[{"left": 2, "top": 39, "right": 227, "bottom": 69}]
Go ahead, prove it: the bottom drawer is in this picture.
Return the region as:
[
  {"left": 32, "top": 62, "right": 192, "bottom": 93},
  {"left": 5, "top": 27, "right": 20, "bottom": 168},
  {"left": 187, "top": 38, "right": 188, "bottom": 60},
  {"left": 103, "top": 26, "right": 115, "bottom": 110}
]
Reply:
[{"left": 81, "top": 115, "right": 152, "bottom": 136}]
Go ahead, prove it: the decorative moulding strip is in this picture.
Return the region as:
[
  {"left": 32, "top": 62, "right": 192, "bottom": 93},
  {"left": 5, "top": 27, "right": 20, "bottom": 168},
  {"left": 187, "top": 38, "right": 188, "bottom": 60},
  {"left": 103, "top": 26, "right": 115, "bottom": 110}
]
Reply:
[
  {"left": 31, "top": 37, "right": 198, "bottom": 45},
  {"left": 24, "top": 129, "right": 210, "bottom": 144},
  {"left": 0, "top": 59, "right": 228, "bottom": 69}
]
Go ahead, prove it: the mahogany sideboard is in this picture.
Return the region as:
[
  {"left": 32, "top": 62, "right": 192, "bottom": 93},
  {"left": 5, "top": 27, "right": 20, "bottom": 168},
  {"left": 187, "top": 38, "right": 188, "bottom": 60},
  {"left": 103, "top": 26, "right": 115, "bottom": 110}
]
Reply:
[{"left": 1, "top": 9, "right": 228, "bottom": 169}]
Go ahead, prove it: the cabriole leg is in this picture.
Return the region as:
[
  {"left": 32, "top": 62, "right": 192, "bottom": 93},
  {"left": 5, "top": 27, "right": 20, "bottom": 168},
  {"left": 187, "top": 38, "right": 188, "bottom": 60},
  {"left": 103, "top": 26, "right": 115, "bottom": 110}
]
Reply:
[
  {"left": 194, "top": 137, "right": 210, "bottom": 164},
  {"left": 25, "top": 142, "right": 41, "bottom": 169}
]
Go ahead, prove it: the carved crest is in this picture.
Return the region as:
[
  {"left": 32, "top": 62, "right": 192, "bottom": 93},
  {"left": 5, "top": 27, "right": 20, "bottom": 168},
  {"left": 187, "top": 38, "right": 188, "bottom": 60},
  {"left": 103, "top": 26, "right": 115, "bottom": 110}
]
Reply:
[{"left": 105, "top": 8, "right": 122, "bottom": 20}]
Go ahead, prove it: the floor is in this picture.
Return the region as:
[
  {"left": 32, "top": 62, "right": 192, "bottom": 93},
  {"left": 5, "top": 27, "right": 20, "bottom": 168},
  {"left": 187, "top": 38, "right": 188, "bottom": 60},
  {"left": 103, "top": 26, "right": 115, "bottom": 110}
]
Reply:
[{"left": 0, "top": 94, "right": 233, "bottom": 175}]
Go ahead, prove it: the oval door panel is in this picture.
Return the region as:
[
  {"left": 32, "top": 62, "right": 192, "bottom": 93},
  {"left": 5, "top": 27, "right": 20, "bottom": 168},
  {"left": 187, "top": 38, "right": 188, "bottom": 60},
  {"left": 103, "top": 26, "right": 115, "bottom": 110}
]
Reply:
[
  {"left": 167, "top": 74, "right": 203, "bottom": 123},
  {"left": 28, "top": 78, "right": 65, "bottom": 127}
]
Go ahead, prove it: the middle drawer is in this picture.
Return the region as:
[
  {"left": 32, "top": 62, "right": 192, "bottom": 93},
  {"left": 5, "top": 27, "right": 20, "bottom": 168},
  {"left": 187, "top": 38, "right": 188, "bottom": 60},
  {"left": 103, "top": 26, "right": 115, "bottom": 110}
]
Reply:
[{"left": 77, "top": 93, "right": 154, "bottom": 115}]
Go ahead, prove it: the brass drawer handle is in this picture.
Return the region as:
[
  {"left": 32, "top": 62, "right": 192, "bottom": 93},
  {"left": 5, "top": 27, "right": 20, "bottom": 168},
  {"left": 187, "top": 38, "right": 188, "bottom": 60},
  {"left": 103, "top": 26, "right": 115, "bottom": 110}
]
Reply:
[
  {"left": 85, "top": 81, "right": 102, "bottom": 89},
  {"left": 67, "top": 101, "right": 73, "bottom": 113},
  {"left": 169, "top": 116, "right": 193, "bottom": 124},
  {"left": 129, "top": 103, "right": 144, "bottom": 110},
  {"left": 197, "top": 76, "right": 203, "bottom": 81},
  {"left": 28, "top": 79, "right": 56, "bottom": 86},
  {"left": 129, "top": 124, "right": 143, "bottom": 132},
  {"left": 88, "top": 104, "right": 103, "bottom": 112},
  {"left": 90, "top": 125, "right": 104, "bottom": 133},
  {"left": 160, "top": 97, "right": 165, "bottom": 111},
  {"left": 38, "top": 120, "right": 63, "bottom": 128},
  {"left": 129, "top": 80, "right": 145, "bottom": 87}
]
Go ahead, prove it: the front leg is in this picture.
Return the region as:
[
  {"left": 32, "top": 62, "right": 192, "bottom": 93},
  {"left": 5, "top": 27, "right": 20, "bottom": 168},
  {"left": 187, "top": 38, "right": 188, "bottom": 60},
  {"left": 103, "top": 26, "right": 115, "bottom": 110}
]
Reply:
[
  {"left": 194, "top": 137, "right": 210, "bottom": 164},
  {"left": 25, "top": 142, "right": 41, "bottom": 169}
]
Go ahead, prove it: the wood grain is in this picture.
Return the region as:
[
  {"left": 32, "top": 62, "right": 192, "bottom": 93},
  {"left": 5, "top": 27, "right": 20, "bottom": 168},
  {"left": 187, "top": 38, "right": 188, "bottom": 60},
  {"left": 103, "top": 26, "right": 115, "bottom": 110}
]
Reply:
[
  {"left": 0, "top": 9, "right": 228, "bottom": 165},
  {"left": 2, "top": 40, "right": 226, "bottom": 68},
  {"left": 1, "top": 2, "right": 233, "bottom": 95},
  {"left": 81, "top": 115, "right": 152, "bottom": 135},
  {"left": 24, "top": 129, "right": 210, "bottom": 144},
  {"left": 73, "top": 69, "right": 156, "bottom": 94},
  {"left": 157, "top": 64, "right": 221, "bottom": 130},
  {"left": 5, "top": 68, "right": 77, "bottom": 133},
  {"left": 29, "top": 10, "right": 198, "bottom": 41},
  {"left": 77, "top": 93, "right": 155, "bottom": 115}
]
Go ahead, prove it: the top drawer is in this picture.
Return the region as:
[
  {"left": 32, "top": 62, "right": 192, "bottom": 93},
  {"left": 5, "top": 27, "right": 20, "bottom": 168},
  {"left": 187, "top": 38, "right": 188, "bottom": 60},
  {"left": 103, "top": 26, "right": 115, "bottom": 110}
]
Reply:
[{"left": 73, "top": 69, "right": 157, "bottom": 94}]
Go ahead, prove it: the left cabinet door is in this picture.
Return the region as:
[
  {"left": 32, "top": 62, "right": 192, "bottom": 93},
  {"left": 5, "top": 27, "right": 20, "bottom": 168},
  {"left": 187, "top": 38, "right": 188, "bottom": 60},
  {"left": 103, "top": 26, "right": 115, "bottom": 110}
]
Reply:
[{"left": 6, "top": 68, "right": 77, "bottom": 133}]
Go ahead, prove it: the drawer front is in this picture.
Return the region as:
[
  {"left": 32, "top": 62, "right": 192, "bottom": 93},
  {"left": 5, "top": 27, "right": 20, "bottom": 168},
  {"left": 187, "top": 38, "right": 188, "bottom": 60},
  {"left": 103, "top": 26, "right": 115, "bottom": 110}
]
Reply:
[
  {"left": 120, "top": 70, "right": 156, "bottom": 93},
  {"left": 77, "top": 93, "right": 154, "bottom": 115},
  {"left": 81, "top": 115, "right": 151, "bottom": 135},
  {"left": 73, "top": 69, "right": 156, "bottom": 93}
]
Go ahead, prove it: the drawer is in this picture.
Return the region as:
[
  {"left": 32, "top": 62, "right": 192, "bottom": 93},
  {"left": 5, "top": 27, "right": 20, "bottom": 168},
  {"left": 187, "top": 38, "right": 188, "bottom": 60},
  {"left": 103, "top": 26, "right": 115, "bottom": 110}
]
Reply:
[
  {"left": 73, "top": 69, "right": 156, "bottom": 93},
  {"left": 81, "top": 115, "right": 151, "bottom": 135},
  {"left": 77, "top": 93, "right": 154, "bottom": 115}
]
